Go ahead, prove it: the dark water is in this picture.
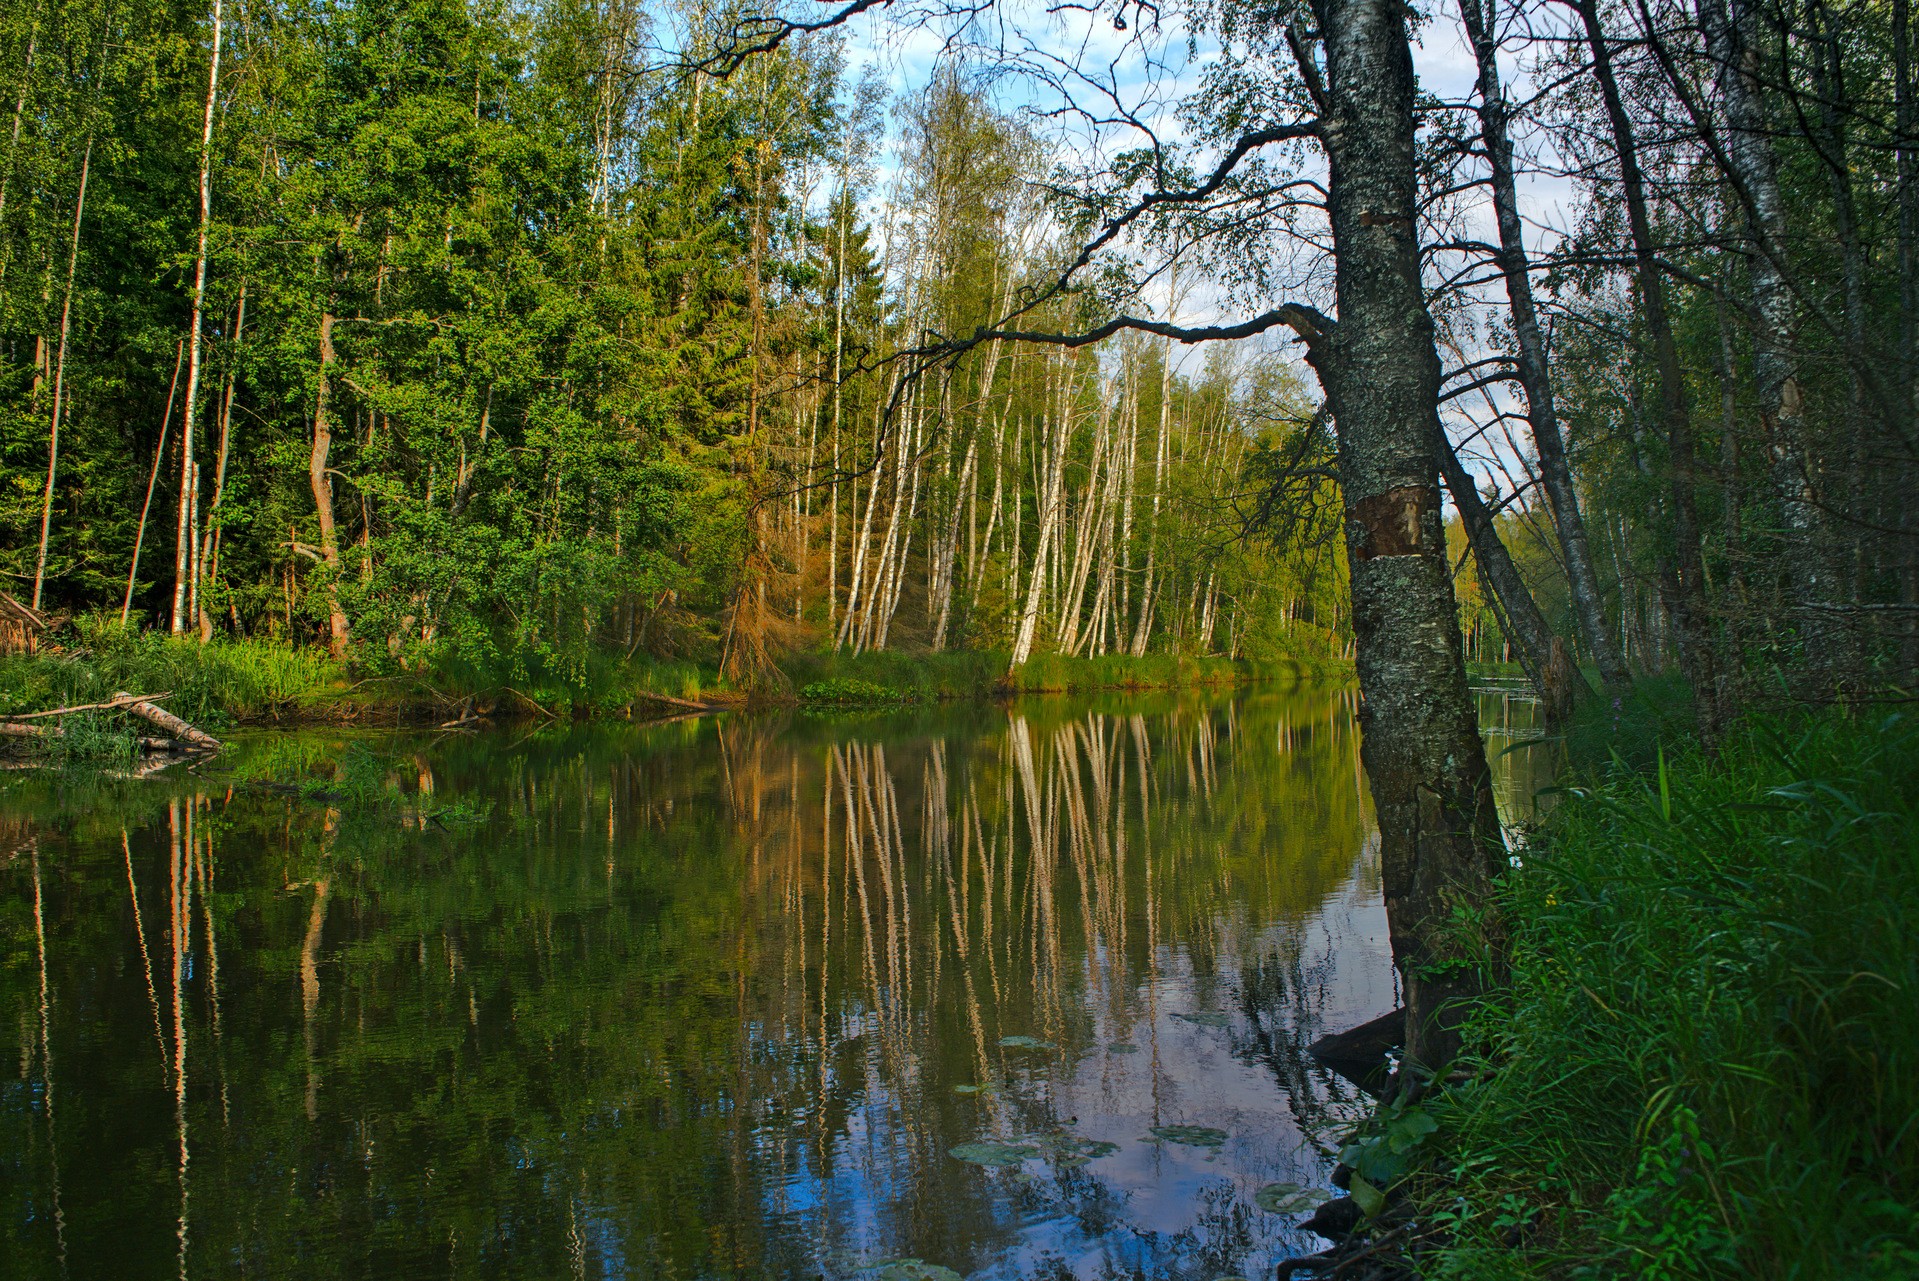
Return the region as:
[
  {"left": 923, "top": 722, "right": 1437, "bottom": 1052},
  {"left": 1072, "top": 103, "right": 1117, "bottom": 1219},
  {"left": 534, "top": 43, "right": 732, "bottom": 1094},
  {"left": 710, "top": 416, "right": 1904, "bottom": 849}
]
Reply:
[{"left": 0, "top": 684, "right": 1551, "bottom": 1280}]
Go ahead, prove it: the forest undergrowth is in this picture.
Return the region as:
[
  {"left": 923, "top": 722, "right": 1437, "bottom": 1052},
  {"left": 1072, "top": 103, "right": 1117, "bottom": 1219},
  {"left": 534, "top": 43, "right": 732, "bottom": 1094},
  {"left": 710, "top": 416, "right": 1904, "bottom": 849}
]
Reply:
[{"left": 1401, "top": 707, "right": 1918, "bottom": 1279}]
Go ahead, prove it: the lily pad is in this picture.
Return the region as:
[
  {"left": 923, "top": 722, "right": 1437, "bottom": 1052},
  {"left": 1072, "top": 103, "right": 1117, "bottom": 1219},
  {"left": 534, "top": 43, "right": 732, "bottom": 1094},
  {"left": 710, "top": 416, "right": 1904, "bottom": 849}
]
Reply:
[
  {"left": 997, "top": 1035, "right": 1056, "bottom": 1050},
  {"left": 1253, "top": 1182, "right": 1331, "bottom": 1214},
  {"left": 1149, "top": 1124, "right": 1229, "bottom": 1148},
  {"left": 952, "top": 1082, "right": 1000, "bottom": 1095},
  {"left": 948, "top": 1141, "right": 1039, "bottom": 1167},
  {"left": 1033, "top": 1132, "right": 1121, "bottom": 1162},
  {"left": 1106, "top": 1042, "right": 1139, "bottom": 1053},
  {"left": 860, "top": 1261, "right": 965, "bottom": 1281},
  {"left": 1173, "top": 1011, "right": 1230, "bottom": 1028}
]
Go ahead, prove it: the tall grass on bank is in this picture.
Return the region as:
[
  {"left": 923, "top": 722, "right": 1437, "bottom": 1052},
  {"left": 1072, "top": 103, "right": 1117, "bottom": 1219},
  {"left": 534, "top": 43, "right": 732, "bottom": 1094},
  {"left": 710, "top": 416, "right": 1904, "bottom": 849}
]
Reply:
[
  {"left": 1420, "top": 711, "right": 1918, "bottom": 1280},
  {"left": 0, "top": 628, "right": 349, "bottom": 726}
]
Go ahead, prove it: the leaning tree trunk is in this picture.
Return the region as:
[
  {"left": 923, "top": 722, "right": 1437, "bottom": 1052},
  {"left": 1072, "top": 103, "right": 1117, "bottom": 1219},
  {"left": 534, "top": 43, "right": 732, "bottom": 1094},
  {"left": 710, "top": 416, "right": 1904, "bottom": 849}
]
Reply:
[
  {"left": 1438, "top": 430, "right": 1589, "bottom": 725},
  {"left": 1459, "top": 0, "right": 1630, "bottom": 693},
  {"left": 1574, "top": 0, "right": 1724, "bottom": 746},
  {"left": 1310, "top": 0, "right": 1508, "bottom": 1076},
  {"left": 32, "top": 137, "right": 91, "bottom": 611}
]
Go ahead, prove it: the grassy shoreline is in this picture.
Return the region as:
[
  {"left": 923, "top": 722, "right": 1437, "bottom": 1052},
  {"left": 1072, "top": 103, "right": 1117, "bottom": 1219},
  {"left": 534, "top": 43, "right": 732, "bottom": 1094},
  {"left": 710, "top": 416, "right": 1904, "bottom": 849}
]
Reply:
[
  {"left": 0, "top": 634, "right": 1349, "bottom": 731},
  {"left": 1393, "top": 707, "right": 1918, "bottom": 1279}
]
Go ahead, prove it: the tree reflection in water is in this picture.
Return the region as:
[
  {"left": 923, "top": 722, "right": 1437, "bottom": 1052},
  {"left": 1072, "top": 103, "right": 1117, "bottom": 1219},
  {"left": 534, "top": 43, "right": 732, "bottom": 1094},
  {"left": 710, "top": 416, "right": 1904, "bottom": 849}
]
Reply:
[{"left": 0, "top": 685, "right": 1552, "bottom": 1280}]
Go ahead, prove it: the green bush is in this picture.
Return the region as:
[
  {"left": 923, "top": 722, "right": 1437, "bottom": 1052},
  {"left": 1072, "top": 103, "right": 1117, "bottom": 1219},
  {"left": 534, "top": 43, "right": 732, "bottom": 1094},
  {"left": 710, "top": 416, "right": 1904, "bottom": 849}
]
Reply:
[{"left": 798, "top": 677, "right": 918, "bottom": 705}]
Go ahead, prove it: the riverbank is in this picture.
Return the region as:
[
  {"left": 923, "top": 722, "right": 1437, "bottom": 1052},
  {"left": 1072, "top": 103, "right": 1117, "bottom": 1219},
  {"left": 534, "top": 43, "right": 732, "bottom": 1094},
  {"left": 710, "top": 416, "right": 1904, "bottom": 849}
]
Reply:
[
  {"left": 1390, "top": 707, "right": 1918, "bottom": 1278},
  {"left": 0, "top": 633, "right": 1345, "bottom": 732}
]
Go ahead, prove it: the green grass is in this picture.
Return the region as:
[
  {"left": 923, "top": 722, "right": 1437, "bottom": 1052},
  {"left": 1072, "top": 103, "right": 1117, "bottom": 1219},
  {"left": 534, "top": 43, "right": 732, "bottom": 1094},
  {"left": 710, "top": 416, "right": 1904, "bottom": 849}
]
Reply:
[{"left": 1412, "top": 708, "right": 1919, "bottom": 1280}]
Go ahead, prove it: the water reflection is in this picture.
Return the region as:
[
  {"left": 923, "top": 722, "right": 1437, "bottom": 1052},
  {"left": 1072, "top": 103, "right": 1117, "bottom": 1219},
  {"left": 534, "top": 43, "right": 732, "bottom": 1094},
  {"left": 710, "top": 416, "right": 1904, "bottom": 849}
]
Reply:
[{"left": 1, "top": 685, "right": 1549, "bottom": 1280}]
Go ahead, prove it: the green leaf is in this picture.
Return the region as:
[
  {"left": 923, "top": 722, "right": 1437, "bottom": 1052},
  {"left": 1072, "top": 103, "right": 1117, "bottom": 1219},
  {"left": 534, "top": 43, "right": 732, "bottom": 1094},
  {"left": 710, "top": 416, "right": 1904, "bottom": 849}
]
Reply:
[{"left": 1348, "top": 1173, "right": 1386, "bottom": 1219}]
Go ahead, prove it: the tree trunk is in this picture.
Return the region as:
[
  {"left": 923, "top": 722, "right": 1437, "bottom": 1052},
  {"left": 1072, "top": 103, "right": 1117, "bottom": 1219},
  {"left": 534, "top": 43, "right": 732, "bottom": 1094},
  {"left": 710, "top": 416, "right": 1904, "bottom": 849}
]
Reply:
[
  {"left": 125, "top": 340, "right": 186, "bottom": 626},
  {"left": 1459, "top": 0, "right": 1629, "bottom": 693},
  {"left": 1574, "top": 0, "right": 1724, "bottom": 745},
  {"left": 1310, "top": 0, "right": 1507, "bottom": 1075},
  {"left": 32, "top": 138, "right": 91, "bottom": 611},
  {"left": 310, "top": 311, "right": 349, "bottom": 657},
  {"left": 1697, "top": 0, "right": 1845, "bottom": 681},
  {"left": 1898, "top": 0, "right": 1919, "bottom": 674},
  {"left": 1438, "top": 430, "right": 1589, "bottom": 724},
  {"left": 198, "top": 281, "right": 246, "bottom": 641},
  {"left": 0, "top": 28, "right": 35, "bottom": 288},
  {"left": 173, "top": 0, "right": 224, "bottom": 634}
]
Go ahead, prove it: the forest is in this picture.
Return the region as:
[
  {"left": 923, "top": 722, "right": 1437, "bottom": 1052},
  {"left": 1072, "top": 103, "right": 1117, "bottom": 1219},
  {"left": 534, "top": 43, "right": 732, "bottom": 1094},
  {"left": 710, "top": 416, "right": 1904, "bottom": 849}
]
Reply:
[
  {"left": 1, "top": 0, "right": 1915, "bottom": 1273},
  {"left": 1, "top": 0, "right": 1910, "bottom": 711},
  {"left": 0, "top": 0, "right": 1358, "bottom": 690}
]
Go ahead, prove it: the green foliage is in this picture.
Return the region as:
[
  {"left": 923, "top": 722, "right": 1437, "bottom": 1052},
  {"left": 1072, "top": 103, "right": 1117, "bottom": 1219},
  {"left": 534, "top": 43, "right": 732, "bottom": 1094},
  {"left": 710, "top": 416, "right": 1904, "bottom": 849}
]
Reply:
[
  {"left": 1419, "top": 711, "right": 1919, "bottom": 1280},
  {"left": 799, "top": 676, "right": 918, "bottom": 705}
]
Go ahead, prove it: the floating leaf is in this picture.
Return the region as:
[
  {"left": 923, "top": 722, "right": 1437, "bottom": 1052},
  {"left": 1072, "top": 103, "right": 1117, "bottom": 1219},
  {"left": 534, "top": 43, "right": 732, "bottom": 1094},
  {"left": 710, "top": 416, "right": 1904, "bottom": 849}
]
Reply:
[
  {"left": 1173, "top": 1011, "right": 1229, "bottom": 1028},
  {"left": 952, "top": 1083, "right": 999, "bottom": 1095},
  {"left": 1149, "top": 1125, "right": 1228, "bottom": 1148},
  {"left": 949, "top": 1141, "right": 1039, "bottom": 1167},
  {"left": 860, "top": 1261, "right": 965, "bottom": 1281},
  {"left": 1034, "top": 1132, "right": 1121, "bottom": 1163},
  {"left": 1107, "top": 1042, "right": 1139, "bottom": 1053},
  {"left": 997, "top": 1035, "right": 1056, "bottom": 1050},
  {"left": 1253, "top": 1182, "right": 1330, "bottom": 1214}
]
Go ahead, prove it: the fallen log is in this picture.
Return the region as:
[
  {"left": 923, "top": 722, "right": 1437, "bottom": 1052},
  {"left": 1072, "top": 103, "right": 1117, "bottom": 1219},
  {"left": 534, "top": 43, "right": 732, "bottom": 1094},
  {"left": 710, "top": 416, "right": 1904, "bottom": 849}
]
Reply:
[
  {"left": 1308, "top": 1006, "right": 1405, "bottom": 1098},
  {"left": 631, "top": 689, "right": 722, "bottom": 712},
  {"left": 1, "top": 691, "right": 170, "bottom": 721},
  {"left": 113, "top": 691, "right": 221, "bottom": 750},
  {"left": 2, "top": 722, "right": 197, "bottom": 756}
]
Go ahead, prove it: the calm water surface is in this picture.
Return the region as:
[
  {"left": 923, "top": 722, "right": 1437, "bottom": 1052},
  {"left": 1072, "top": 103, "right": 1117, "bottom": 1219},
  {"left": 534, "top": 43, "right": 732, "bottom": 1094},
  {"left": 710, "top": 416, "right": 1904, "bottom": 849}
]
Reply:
[{"left": 1, "top": 684, "right": 1550, "bottom": 1280}]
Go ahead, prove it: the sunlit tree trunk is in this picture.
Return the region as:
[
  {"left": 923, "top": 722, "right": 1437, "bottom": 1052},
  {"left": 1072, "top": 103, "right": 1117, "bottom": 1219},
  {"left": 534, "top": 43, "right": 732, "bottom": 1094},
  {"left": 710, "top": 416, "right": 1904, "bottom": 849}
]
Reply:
[
  {"left": 309, "top": 311, "right": 349, "bottom": 657},
  {"left": 125, "top": 340, "right": 185, "bottom": 626},
  {"left": 198, "top": 280, "right": 246, "bottom": 641},
  {"left": 31, "top": 138, "right": 90, "bottom": 611},
  {"left": 173, "top": 0, "right": 223, "bottom": 634}
]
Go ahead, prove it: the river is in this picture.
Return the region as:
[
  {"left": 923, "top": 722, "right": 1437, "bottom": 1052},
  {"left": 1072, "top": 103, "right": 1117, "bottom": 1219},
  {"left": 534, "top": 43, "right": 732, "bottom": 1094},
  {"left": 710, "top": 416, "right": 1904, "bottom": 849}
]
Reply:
[{"left": 0, "top": 682, "right": 1550, "bottom": 1280}]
